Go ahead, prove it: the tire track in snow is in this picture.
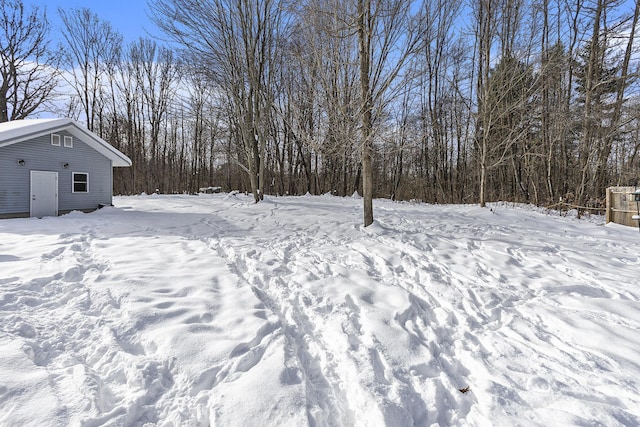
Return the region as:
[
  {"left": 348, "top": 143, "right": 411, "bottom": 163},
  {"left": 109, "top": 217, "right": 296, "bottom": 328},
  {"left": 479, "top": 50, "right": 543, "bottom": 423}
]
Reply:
[
  {"left": 269, "top": 235, "right": 415, "bottom": 426},
  {"left": 214, "top": 209, "right": 462, "bottom": 425},
  {"left": 117, "top": 197, "right": 640, "bottom": 425},
  {"left": 212, "top": 237, "right": 355, "bottom": 426},
  {"left": 347, "top": 236, "right": 473, "bottom": 425}
]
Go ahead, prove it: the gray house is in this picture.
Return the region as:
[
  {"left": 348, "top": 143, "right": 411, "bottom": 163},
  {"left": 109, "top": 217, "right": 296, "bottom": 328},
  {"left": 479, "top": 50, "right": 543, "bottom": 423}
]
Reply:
[{"left": 0, "top": 118, "right": 131, "bottom": 218}]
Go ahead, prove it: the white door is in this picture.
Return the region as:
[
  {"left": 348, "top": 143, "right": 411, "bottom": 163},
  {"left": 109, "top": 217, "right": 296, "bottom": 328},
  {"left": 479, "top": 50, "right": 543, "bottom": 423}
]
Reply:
[{"left": 30, "top": 171, "right": 58, "bottom": 218}]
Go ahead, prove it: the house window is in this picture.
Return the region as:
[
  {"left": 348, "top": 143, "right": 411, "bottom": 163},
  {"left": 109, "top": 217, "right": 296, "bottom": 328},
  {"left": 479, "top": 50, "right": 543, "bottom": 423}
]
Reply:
[
  {"left": 72, "top": 172, "right": 89, "bottom": 193},
  {"left": 64, "top": 136, "right": 73, "bottom": 147},
  {"left": 51, "top": 134, "right": 61, "bottom": 146}
]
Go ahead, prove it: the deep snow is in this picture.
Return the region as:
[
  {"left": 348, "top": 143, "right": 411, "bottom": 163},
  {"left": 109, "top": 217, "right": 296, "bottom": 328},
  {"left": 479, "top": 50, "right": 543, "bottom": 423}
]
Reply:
[{"left": 1, "top": 193, "right": 639, "bottom": 426}]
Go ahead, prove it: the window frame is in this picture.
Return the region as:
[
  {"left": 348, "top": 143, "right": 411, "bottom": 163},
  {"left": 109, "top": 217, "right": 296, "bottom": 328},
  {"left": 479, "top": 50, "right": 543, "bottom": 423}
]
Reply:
[
  {"left": 51, "top": 134, "right": 61, "bottom": 146},
  {"left": 63, "top": 135, "right": 73, "bottom": 148},
  {"left": 72, "top": 172, "right": 89, "bottom": 193}
]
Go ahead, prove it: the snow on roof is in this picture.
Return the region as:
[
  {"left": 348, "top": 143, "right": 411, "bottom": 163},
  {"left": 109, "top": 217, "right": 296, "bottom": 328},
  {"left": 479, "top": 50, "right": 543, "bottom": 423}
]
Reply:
[{"left": 0, "top": 118, "right": 132, "bottom": 167}]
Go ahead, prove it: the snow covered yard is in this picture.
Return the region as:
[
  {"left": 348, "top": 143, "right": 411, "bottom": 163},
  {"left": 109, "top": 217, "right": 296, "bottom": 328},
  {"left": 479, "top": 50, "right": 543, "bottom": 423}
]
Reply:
[{"left": 1, "top": 193, "right": 639, "bottom": 426}]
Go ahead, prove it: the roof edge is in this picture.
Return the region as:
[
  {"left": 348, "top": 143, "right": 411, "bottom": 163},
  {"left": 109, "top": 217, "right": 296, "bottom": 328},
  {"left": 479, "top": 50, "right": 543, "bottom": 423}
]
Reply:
[{"left": 0, "top": 118, "right": 131, "bottom": 167}]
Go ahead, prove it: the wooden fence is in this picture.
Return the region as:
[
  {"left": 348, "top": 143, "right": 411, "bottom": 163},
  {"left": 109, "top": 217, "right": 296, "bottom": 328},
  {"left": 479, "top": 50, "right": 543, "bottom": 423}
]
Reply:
[{"left": 606, "top": 186, "right": 640, "bottom": 227}]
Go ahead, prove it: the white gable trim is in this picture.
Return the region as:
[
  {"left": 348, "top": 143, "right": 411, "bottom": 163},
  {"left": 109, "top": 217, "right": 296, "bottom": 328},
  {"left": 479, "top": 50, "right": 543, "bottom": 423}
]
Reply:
[{"left": 0, "top": 118, "right": 132, "bottom": 167}]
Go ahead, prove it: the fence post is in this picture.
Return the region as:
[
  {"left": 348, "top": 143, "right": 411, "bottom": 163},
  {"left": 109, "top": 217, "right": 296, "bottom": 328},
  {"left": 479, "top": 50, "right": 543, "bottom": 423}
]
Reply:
[{"left": 605, "top": 187, "right": 611, "bottom": 224}]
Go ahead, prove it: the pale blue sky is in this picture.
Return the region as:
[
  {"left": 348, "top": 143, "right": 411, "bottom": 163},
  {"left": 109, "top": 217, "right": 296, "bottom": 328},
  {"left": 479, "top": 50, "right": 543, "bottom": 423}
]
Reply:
[
  {"left": 35, "top": 0, "right": 156, "bottom": 43},
  {"left": 33, "top": 0, "right": 640, "bottom": 47}
]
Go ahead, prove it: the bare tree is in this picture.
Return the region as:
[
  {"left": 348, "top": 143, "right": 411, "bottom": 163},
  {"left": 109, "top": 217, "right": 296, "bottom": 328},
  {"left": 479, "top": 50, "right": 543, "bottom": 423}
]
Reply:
[
  {"left": 473, "top": 0, "right": 540, "bottom": 207},
  {"left": 276, "top": 32, "right": 320, "bottom": 195},
  {"left": 592, "top": 0, "right": 639, "bottom": 196},
  {"left": 151, "top": 0, "right": 288, "bottom": 203},
  {"left": 574, "top": 0, "right": 631, "bottom": 207},
  {"left": 129, "top": 38, "right": 179, "bottom": 192},
  {"left": 473, "top": 0, "right": 497, "bottom": 207},
  {"left": 59, "top": 7, "right": 122, "bottom": 132},
  {"left": 415, "top": 0, "right": 463, "bottom": 203},
  {"left": 354, "top": 0, "right": 424, "bottom": 225},
  {"left": 286, "top": 0, "right": 361, "bottom": 196},
  {"left": 29, "top": 0, "right": 640, "bottom": 211},
  {"left": 114, "top": 43, "right": 146, "bottom": 193},
  {"left": 0, "top": 0, "right": 57, "bottom": 122}
]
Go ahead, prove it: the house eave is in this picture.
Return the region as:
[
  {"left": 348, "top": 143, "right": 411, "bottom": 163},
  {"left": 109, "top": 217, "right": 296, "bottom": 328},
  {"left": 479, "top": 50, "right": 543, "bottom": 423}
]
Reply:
[{"left": 0, "top": 118, "right": 132, "bottom": 167}]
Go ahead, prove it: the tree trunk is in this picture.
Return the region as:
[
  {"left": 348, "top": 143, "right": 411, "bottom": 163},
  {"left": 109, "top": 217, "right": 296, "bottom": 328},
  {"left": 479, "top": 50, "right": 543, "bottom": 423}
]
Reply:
[
  {"left": 576, "top": 0, "right": 603, "bottom": 208},
  {"left": 358, "top": 0, "right": 374, "bottom": 227}
]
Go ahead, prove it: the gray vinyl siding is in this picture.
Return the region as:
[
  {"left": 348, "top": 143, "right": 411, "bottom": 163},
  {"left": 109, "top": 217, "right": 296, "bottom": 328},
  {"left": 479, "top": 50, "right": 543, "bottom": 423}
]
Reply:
[{"left": 0, "top": 130, "right": 113, "bottom": 216}]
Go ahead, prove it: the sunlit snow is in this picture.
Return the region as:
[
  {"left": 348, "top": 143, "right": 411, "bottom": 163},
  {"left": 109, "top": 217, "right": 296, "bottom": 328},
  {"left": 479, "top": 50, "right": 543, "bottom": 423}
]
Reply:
[{"left": 1, "top": 193, "right": 639, "bottom": 426}]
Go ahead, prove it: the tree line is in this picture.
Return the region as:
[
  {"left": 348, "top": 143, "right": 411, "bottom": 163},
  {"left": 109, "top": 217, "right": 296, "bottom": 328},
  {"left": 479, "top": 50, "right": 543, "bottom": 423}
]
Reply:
[{"left": 2, "top": 0, "right": 640, "bottom": 225}]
